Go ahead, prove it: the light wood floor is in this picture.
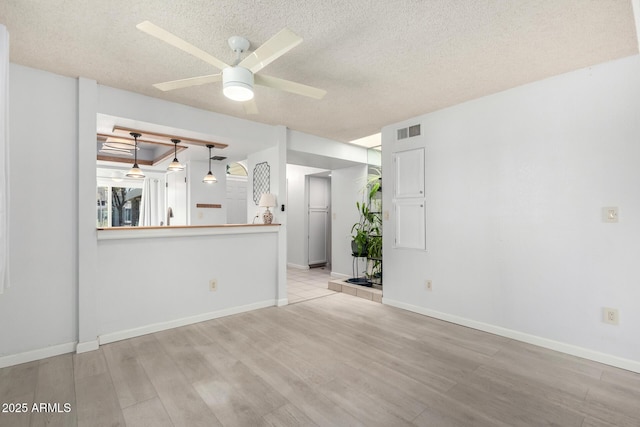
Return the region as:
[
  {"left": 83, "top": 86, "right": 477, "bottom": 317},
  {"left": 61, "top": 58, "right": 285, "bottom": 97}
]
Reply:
[{"left": 1, "top": 292, "right": 639, "bottom": 427}]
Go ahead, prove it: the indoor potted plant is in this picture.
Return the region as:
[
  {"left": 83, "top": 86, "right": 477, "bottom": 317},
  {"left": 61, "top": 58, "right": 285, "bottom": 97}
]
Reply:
[{"left": 351, "top": 201, "right": 370, "bottom": 257}]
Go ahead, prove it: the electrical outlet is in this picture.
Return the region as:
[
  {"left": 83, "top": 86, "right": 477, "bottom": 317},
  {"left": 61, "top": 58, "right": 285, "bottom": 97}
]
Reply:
[
  {"left": 425, "top": 280, "right": 432, "bottom": 291},
  {"left": 602, "top": 207, "right": 619, "bottom": 223},
  {"left": 603, "top": 307, "right": 619, "bottom": 325},
  {"left": 209, "top": 279, "right": 218, "bottom": 292}
]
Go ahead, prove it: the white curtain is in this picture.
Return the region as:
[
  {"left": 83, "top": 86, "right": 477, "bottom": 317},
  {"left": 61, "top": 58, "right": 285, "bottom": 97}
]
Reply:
[
  {"left": 0, "top": 25, "right": 9, "bottom": 293},
  {"left": 139, "top": 177, "right": 153, "bottom": 226}
]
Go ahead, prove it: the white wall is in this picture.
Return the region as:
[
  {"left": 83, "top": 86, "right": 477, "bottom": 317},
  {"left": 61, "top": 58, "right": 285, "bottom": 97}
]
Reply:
[
  {"left": 382, "top": 55, "right": 640, "bottom": 370},
  {"left": 0, "top": 64, "right": 290, "bottom": 366},
  {"left": 0, "top": 64, "right": 78, "bottom": 360},
  {"left": 246, "top": 128, "right": 288, "bottom": 305},
  {"left": 96, "top": 230, "right": 278, "bottom": 339},
  {"left": 330, "top": 164, "right": 368, "bottom": 278},
  {"left": 247, "top": 144, "right": 281, "bottom": 224},
  {"left": 286, "top": 164, "right": 328, "bottom": 268}
]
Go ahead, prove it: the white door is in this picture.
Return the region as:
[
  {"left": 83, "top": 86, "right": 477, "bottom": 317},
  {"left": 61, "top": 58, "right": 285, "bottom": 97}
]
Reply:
[
  {"left": 166, "top": 168, "right": 188, "bottom": 226},
  {"left": 308, "top": 176, "right": 330, "bottom": 266},
  {"left": 226, "top": 176, "right": 248, "bottom": 224}
]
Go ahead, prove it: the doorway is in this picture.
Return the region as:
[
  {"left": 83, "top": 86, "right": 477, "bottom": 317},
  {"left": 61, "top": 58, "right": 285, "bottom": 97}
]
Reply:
[
  {"left": 308, "top": 175, "right": 331, "bottom": 268},
  {"left": 166, "top": 168, "right": 188, "bottom": 226}
]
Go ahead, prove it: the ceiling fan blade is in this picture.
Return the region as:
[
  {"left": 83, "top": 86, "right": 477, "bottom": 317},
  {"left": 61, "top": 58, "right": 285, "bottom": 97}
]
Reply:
[
  {"left": 153, "top": 74, "right": 222, "bottom": 91},
  {"left": 137, "top": 21, "right": 229, "bottom": 70},
  {"left": 242, "top": 99, "right": 259, "bottom": 115},
  {"left": 254, "top": 74, "right": 326, "bottom": 100},
  {"left": 239, "top": 28, "right": 303, "bottom": 74}
]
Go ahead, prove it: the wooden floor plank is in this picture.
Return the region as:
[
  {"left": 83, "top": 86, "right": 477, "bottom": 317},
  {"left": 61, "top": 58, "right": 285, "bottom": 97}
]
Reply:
[
  {"left": 128, "top": 334, "right": 222, "bottom": 427},
  {"left": 102, "top": 340, "right": 157, "bottom": 409},
  {"left": 75, "top": 372, "right": 125, "bottom": 427},
  {"left": 121, "top": 397, "right": 173, "bottom": 427},
  {"left": 30, "top": 354, "right": 76, "bottom": 427},
  {"left": 262, "top": 403, "right": 319, "bottom": 427},
  {"left": 239, "top": 352, "right": 365, "bottom": 427},
  {"left": 1, "top": 283, "right": 640, "bottom": 427}
]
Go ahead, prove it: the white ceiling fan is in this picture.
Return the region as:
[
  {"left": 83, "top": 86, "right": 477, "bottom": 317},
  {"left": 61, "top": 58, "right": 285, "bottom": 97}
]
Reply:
[{"left": 136, "top": 21, "right": 326, "bottom": 114}]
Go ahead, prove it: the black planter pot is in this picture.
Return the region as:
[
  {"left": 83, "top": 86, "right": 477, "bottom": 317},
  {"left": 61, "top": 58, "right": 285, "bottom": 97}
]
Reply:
[
  {"left": 351, "top": 240, "right": 368, "bottom": 257},
  {"left": 346, "top": 277, "right": 373, "bottom": 287}
]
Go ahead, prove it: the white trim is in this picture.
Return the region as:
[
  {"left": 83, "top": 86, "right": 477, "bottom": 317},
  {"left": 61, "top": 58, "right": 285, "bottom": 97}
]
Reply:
[
  {"left": 98, "top": 299, "right": 276, "bottom": 345},
  {"left": 0, "top": 25, "right": 9, "bottom": 294},
  {"left": 330, "top": 271, "right": 350, "bottom": 280},
  {"left": 276, "top": 298, "right": 288, "bottom": 307},
  {"left": 0, "top": 342, "right": 76, "bottom": 369},
  {"left": 287, "top": 263, "right": 310, "bottom": 270},
  {"left": 76, "top": 340, "right": 99, "bottom": 354},
  {"left": 632, "top": 0, "right": 640, "bottom": 52},
  {"left": 97, "top": 224, "right": 280, "bottom": 240},
  {"left": 383, "top": 298, "right": 640, "bottom": 373}
]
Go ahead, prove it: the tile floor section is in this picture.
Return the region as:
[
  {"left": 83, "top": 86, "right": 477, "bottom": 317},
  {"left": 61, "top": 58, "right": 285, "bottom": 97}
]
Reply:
[{"left": 287, "top": 266, "right": 336, "bottom": 303}]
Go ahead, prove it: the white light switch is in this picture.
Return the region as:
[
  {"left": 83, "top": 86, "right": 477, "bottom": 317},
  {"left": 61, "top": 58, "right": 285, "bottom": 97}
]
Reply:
[{"left": 602, "top": 207, "right": 619, "bottom": 223}]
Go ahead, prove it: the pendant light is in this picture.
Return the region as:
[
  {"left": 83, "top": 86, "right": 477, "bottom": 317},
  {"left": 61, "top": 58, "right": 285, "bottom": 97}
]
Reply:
[
  {"left": 167, "top": 139, "right": 184, "bottom": 171},
  {"left": 126, "top": 132, "right": 145, "bottom": 178},
  {"left": 203, "top": 144, "right": 217, "bottom": 184}
]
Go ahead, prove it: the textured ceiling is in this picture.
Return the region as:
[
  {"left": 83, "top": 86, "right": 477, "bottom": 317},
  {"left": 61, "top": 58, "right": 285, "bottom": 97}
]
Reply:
[{"left": 1, "top": 0, "right": 638, "bottom": 143}]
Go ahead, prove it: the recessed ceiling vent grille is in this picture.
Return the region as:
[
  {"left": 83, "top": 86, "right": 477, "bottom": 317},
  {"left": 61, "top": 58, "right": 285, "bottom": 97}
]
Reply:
[{"left": 396, "top": 124, "right": 421, "bottom": 140}]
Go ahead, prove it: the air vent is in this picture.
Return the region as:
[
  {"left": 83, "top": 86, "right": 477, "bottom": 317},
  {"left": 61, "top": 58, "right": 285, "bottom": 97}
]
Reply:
[
  {"left": 396, "top": 124, "right": 421, "bottom": 141},
  {"left": 211, "top": 156, "right": 227, "bottom": 161}
]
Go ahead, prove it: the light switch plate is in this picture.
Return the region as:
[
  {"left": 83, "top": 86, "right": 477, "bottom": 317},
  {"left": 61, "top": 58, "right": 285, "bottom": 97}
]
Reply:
[{"left": 602, "top": 207, "right": 619, "bottom": 223}]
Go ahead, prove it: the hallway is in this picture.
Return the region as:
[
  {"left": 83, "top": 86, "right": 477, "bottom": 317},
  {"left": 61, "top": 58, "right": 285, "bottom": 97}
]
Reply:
[{"left": 287, "top": 266, "right": 335, "bottom": 304}]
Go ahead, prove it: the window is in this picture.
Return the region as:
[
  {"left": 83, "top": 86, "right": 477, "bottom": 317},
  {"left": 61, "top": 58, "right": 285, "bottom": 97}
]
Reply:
[{"left": 97, "top": 185, "right": 143, "bottom": 227}]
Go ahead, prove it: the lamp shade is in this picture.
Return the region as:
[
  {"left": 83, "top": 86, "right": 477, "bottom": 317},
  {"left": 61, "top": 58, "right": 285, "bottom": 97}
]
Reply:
[
  {"left": 167, "top": 159, "right": 184, "bottom": 171},
  {"left": 259, "top": 193, "right": 276, "bottom": 208},
  {"left": 167, "top": 139, "right": 184, "bottom": 171},
  {"left": 203, "top": 144, "right": 217, "bottom": 183},
  {"left": 222, "top": 67, "right": 254, "bottom": 101},
  {"left": 203, "top": 171, "right": 217, "bottom": 183},
  {"left": 126, "top": 132, "right": 145, "bottom": 178},
  {"left": 126, "top": 164, "right": 145, "bottom": 179}
]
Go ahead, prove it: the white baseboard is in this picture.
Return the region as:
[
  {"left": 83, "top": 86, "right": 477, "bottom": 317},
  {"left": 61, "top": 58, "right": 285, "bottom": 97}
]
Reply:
[
  {"left": 76, "top": 340, "right": 99, "bottom": 354},
  {"left": 287, "top": 263, "right": 309, "bottom": 270},
  {"left": 98, "top": 299, "right": 277, "bottom": 345},
  {"left": 383, "top": 298, "right": 640, "bottom": 374},
  {"left": 330, "top": 271, "right": 350, "bottom": 280},
  {"left": 0, "top": 341, "right": 77, "bottom": 369},
  {"left": 276, "top": 298, "right": 289, "bottom": 307}
]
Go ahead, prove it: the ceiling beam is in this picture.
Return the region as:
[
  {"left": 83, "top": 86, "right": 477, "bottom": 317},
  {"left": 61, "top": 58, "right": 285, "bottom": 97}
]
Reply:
[{"left": 112, "top": 126, "right": 228, "bottom": 149}]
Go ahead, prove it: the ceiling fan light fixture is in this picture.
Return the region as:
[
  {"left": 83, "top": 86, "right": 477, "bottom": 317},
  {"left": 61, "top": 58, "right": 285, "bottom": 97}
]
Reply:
[{"left": 222, "top": 67, "right": 254, "bottom": 101}]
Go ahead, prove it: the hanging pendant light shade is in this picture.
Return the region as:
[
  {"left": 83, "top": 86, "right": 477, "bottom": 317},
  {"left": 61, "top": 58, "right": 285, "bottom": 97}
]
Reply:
[
  {"left": 126, "top": 132, "right": 145, "bottom": 178},
  {"left": 203, "top": 145, "right": 218, "bottom": 184},
  {"left": 167, "top": 138, "right": 185, "bottom": 171}
]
